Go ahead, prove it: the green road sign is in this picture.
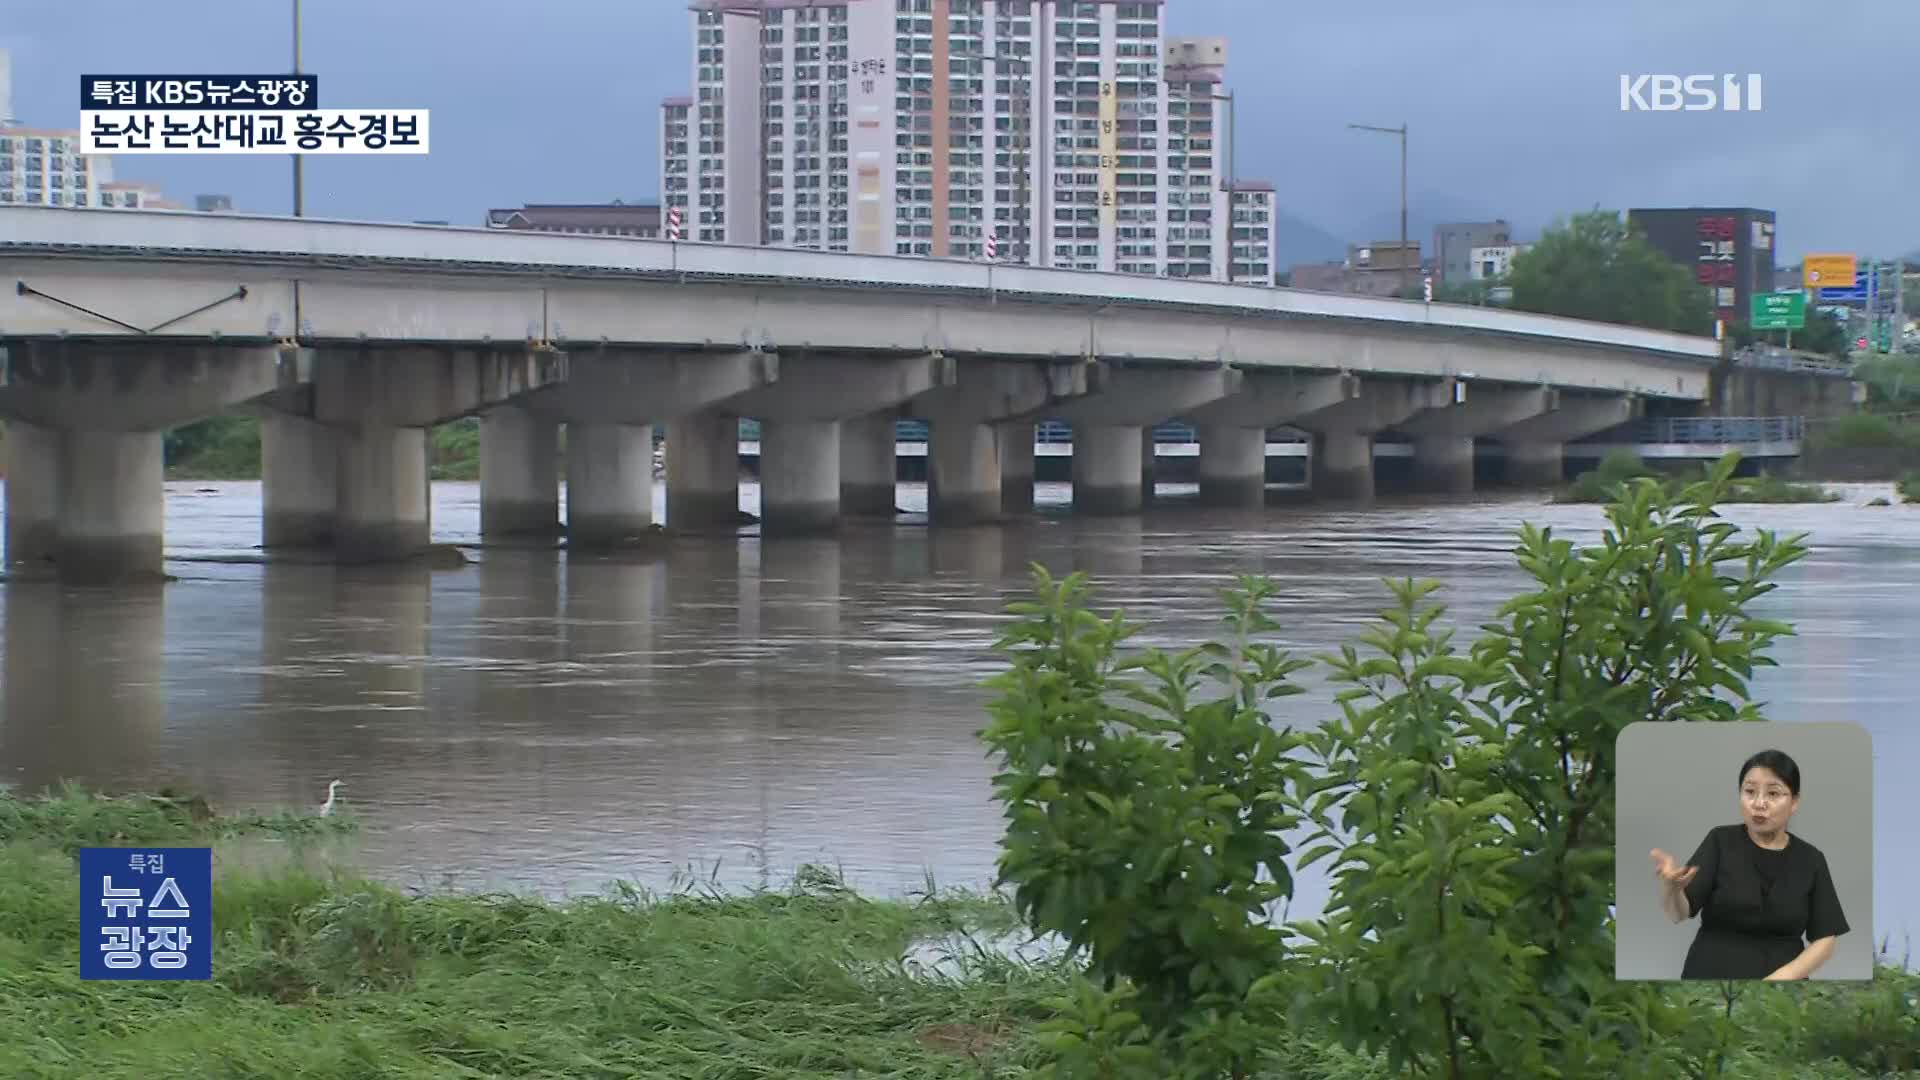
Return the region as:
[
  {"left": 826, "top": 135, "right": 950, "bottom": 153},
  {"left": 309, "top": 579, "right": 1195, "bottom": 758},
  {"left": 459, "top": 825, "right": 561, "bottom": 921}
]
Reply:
[{"left": 1750, "top": 290, "right": 1807, "bottom": 330}]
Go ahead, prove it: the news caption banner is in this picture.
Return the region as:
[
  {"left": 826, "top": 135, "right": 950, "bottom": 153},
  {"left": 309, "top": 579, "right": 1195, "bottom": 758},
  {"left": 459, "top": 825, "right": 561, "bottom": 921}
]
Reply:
[
  {"left": 78, "top": 847, "right": 213, "bottom": 980},
  {"left": 79, "top": 74, "right": 427, "bottom": 155}
]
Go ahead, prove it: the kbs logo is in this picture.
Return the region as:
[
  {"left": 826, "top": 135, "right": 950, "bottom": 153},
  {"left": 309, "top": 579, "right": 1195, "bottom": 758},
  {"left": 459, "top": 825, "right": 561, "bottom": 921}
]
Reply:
[{"left": 1619, "top": 74, "right": 1763, "bottom": 112}]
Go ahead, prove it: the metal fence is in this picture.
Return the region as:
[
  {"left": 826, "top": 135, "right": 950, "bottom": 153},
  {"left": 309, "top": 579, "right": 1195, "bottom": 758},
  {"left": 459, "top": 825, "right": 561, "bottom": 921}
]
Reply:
[
  {"left": 1732, "top": 345, "right": 1855, "bottom": 378},
  {"left": 1591, "top": 416, "right": 1805, "bottom": 445}
]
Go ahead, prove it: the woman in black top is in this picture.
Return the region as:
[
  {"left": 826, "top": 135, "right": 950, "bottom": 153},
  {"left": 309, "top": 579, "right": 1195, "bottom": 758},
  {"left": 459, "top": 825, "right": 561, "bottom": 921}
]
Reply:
[{"left": 1649, "top": 748, "right": 1850, "bottom": 980}]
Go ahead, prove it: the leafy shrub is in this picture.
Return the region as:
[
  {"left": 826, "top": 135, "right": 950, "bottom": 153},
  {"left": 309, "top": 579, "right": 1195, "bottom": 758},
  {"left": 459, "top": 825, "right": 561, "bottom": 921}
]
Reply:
[{"left": 986, "top": 455, "right": 1814, "bottom": 1078}]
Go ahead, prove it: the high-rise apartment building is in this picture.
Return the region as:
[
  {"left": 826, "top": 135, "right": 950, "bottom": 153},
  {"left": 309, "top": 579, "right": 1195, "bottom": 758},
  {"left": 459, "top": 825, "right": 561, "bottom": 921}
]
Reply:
[
  {"left": 0, "top": 129, "right": 113, "bottom": 206},
  {"left": 661, "top": 0, "right": 1274, "bottom": 283},
  {"left": 0, "top": 48, "right": 181, "bottom": 211}
]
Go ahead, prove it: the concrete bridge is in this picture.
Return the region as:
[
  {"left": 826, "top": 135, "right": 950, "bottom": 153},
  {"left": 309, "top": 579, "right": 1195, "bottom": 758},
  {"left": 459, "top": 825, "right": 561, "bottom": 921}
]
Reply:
[{"left": 0, "top": 206, "right": 1720, "bottom": 584}]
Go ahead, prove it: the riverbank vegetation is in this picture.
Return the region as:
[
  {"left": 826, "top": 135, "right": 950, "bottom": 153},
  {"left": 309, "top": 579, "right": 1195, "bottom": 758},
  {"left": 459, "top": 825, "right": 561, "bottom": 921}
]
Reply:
[
  {"left": 1556, "top": 449, "right": 1840, "bottom": 505},
  {"left": 1806, "top": 411, "right": 1920, "bottom": 453},
  {"left": 158, "top": 415, "right": 488, "bottom": 481},
  {"left": 983, "top": 454, "right": 1914, "bottom": 1078},
  {"left": 3, "top": 455, "right": 1914, "bottom": 1078},
  {"left": 1, "top": 787, "right": 1910, "bottom": 1079}
]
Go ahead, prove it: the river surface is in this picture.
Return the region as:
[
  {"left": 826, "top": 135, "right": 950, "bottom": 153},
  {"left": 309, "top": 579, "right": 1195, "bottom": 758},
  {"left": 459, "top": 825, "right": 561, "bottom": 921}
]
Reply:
[{"left": 1, "top": 479, "right": 1914, "bottom": 949}]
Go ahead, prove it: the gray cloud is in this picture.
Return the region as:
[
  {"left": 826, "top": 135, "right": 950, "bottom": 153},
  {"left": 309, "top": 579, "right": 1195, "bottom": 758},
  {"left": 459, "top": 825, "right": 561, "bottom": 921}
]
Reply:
[{"left": 2, "top": 0, "right": 1912, "bottom": 261}]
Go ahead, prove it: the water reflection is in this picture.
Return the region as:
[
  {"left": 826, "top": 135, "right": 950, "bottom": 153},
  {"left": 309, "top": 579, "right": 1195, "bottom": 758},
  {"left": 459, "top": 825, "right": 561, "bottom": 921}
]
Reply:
[{"left": 2, "top": 583, "right": 167, "bottom": 791}]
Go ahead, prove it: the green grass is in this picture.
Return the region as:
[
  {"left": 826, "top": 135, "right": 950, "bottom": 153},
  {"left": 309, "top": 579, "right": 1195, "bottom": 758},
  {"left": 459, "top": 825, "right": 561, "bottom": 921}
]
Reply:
[
  {"left": 1557, "top": 450, "right": 1840, "bottom": 505},
  {"left": 1807, "top": 412, "right": 1920, "bottom": 453},
  {"left": 1, "top": 788, "right": 1913, "bottom": 1079},
  {"left": 1899, "top": 472, "right": 1920, "bottom": 504}
]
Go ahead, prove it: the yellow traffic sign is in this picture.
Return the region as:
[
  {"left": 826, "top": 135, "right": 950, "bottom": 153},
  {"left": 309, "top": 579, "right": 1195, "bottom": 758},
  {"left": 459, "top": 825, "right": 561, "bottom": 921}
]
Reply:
[{"left": 1803, "top": 253, "right": 1857, "bottom": 289}]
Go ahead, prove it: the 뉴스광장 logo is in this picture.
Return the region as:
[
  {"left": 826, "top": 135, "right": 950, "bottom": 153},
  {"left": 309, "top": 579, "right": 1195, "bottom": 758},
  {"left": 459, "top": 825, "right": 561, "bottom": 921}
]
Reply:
[
  {"left": 1619, "top": 74, "right": 1763, "bottom": 112},
  {"left": 78, "top": 846, "right": 213, "bottom": 980}
]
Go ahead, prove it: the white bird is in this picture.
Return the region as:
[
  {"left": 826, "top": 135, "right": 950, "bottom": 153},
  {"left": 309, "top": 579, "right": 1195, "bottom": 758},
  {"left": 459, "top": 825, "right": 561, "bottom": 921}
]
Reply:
[{"left": 319, "top": 780, "right": 343, "bottom": 817}]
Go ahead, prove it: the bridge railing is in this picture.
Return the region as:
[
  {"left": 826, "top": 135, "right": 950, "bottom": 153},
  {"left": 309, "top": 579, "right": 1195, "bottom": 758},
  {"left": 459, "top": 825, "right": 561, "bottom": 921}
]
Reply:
[
  {"left": 1732, "top": 345, "right": 1855, "bottom": 378},
  {"left": 1583, "top": 416, "right": 1806, "bottom": 445},
  {"left": 748, "top": 417, "right": 1806, "bottom": 446}
]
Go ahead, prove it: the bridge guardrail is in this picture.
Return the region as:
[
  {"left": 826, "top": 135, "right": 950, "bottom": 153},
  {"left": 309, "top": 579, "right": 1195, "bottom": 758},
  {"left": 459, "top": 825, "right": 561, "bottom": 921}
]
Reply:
[
  {"left": 749, "top": 417, "right": 1806, "bottom": 446},
  {"left": 1731, "top": 346, "right": 1855, "bottom": 378},
  {"left": 1580, "top": 416, "right": 1805, "bottom": 445}
]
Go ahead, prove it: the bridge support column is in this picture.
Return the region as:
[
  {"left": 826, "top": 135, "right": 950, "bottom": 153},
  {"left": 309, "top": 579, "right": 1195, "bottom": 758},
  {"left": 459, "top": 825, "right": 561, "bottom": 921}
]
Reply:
[
  {"left": 480, "top": 405, "right": 559, "bottom": 538},
  {"left": 1073, "top": 424, "right": 1144, "bottom": 516},
  {"left": 839, "top": 413, "right": 898, "bottom": 517},
  {"left": 54, "top": 430, "right": 166, "bottom": 584},
  {"left": 1312, "top": 430, "right": 1376, "bottom": 502},
  {"left": 1411, "top": 435, "right": 1475, "bottom": 495},
  {"left": 929, "top": 421, "right": 1002, "bottom": 525},
  {"left": 1000, "top": 422, "right": 1035, "bottom": 515},
  {"left": 1198, "top": 425, "right": 1265, "bottom": 508},
  {"left": 3, "top": 421, "right": 61, "bottom": 568},
  {"left": 1493, "top": 394, "right": 1640, "bottom": 489},
  {"left": 334, "top": 426, "right": 430, "bottom": 564},
  {"left": 1140, "top": 427, "right": 1158, "bottom": 505},
  {"left": 261, "top": 413, "right": 339, "bottom": 549},
  {"left": 665, "top": 412, "right": 741, "bottom": 532},
  {"left": 1506, "top": 442, "right": 1565, "bottom": 487},
  {"left": 565, "top": 422, "right": 654, "bottom": 546},
  {"left": 762, "top": 418, "right": 841, "bottom": 535}
]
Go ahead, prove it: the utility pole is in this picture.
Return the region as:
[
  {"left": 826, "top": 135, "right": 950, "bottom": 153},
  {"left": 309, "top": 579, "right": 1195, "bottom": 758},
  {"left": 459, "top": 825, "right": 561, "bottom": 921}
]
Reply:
[
  {"left": 292, "top": 0, "right": 304, "bottom": 216},
  {"left": 1348, "top": 122, "right": 1409, "bottom": 295}
]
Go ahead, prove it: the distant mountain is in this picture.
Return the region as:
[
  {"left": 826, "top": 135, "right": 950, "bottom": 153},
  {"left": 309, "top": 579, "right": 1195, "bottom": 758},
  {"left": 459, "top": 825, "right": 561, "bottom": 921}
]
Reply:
[{"left": 1271, "top": 210, "right": 1346, "bottom": 267}]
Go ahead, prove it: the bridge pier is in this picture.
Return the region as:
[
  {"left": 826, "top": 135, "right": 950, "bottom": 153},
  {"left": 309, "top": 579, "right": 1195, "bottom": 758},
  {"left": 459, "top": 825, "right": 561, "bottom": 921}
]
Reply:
[
  {"left": 908, "top": 359, "right": 1090, "bottom": 526},
  {"left": 1311, "top": 430, "right": 1377, "bottom": 501},
  {"left": 3, "top": 421, "right": 61, "bottom": 569},
  {"left": 261, "top": 413, "right": 340, "bottom": 549},
  {"left": 840, "top": 413, "right": 899, "bottom": 517},
  {"left": 1053, "top": 364, "right": 1241, "bottom": 517},
  {"left": 1073, "top": 425, "right": 1146, "bottom": 515},
  {"left": 58, "top": 430, "right": 167, "bottom": 584},
  {"left": 1185, "top": 373, "right": 1364, "bottom": 507},
  {"left": 1197, "top": 425, "right": 1267, "bottom": 508},
  {"left": 1493, "top": 394, "right": 1643, "bottom": 489},
  {"left": 1000, "top": 423, "right": 1036, "bottom": 515},
  {"left": 565, "top": 422, "right": 654, "bottom": 544},
  {"left": 1294, "top": 378, "right": 1472, "bottom": 502},
  {"left": 1393, "top": 385, "right": 1553, "bottom": 495},
  {"left": 928, "top": 421, "right": 1003, "bottom": 525},
  {"left": 1411, "top": 435, "right": 1476, "bottom": 494},
  {"left": 724, "top": 353, "right": 952, "bottom": 536},
  {"left": 761, "top": 418, "right": 842, "bottom": 534},
  {"left": 480, "top": 405, "right": 560, "bottom": 539},
  {"left": 1, "top": 343, "right": 303, "bottom": 583},
  {"left": 665, "top": 411, "right": 742, "bottom": 532},
  {"left": 529, "top": 348, "right": 772, "bottom": 540},
  {"left": 334, "top": 425, "right": 430, "bottom": 564},
  {"left": 1506, "top": 442, "right": 1565, "bottom": 487}
]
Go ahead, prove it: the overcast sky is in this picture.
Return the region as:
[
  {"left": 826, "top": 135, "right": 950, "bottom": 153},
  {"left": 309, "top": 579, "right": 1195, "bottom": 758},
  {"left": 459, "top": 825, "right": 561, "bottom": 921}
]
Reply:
[{"left": 2, "top": 0, "right": 1914, "bottom": 263}]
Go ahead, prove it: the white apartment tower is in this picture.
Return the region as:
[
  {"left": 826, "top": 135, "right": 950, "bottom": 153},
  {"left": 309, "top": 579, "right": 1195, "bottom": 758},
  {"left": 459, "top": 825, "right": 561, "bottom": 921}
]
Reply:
[{"left": 661, "top": 0, "right": 1276, "bottom": 283}]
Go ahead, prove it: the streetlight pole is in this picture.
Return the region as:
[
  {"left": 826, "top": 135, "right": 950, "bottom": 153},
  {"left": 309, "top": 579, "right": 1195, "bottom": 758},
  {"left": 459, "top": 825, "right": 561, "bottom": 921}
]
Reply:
[
  {"left": 292, "top": 0, "right": 304, "bottom": 217},
  {"left": 1348, "top": 122, "right": 1408, "bottom": 295}
]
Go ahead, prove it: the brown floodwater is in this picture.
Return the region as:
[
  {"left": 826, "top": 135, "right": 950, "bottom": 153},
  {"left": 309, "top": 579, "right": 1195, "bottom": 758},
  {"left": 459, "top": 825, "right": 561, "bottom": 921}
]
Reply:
[{"left": 1, "top": 478, "right": 1913, "bottom": 948}]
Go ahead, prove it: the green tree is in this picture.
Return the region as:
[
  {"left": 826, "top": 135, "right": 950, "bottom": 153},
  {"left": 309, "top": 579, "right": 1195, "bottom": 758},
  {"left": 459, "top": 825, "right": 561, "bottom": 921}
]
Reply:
[
  {"left": 986, "top": 454, "right": 1813, "bottom": 1079},
  {"left": 1508, "top": 210, "right": 1714, "bottom": 334},
  {"left": 981, "top": 573, "right": 1312, "bottom": 1078},
  {"left": 1281, "top": 456, "right": 1807, "bottom": 1077}
]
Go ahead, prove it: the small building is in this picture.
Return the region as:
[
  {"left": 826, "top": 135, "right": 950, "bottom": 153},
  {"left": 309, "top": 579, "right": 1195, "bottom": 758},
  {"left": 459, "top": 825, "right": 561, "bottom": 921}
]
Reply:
[
  {"left": 1467, "top": 242, "right": 1529, "bottom": 281},
  {"left": 484, "top": 201, "right": 662, "bottom": 238},
  {"left": 1432, "top": 220, "right": 1512, "bottom": 288}
]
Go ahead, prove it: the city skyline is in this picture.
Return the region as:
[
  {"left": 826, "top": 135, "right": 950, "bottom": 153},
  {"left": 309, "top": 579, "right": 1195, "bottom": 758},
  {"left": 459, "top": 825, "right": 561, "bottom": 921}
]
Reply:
[{"left": 0, "top": 0, "right": 1915, "bottom": 263}]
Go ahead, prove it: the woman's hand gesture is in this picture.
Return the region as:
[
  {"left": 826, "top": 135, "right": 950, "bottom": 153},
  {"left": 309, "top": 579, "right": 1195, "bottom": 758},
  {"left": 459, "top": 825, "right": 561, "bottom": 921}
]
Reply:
[{"left": 1650, "top": 848, "right": 1697, "bottom": 888}]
